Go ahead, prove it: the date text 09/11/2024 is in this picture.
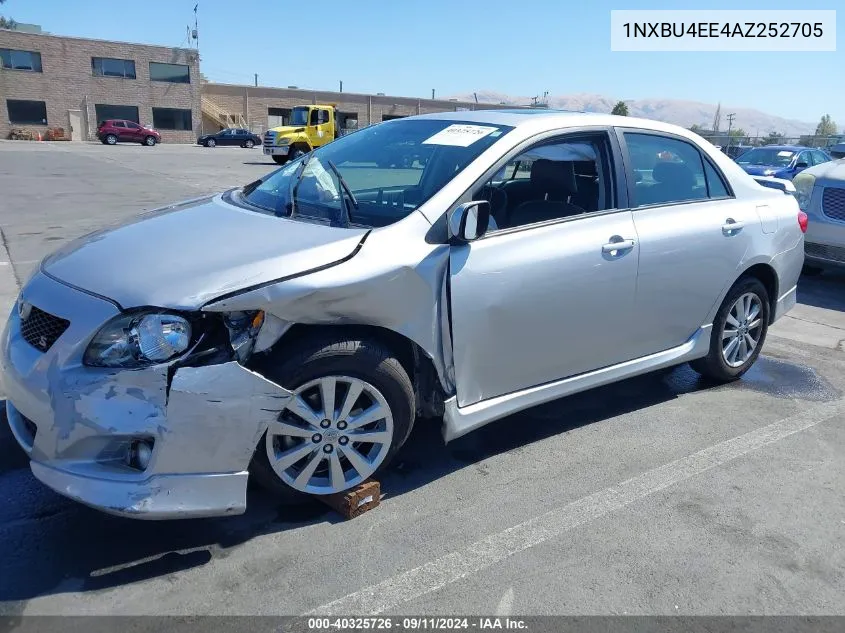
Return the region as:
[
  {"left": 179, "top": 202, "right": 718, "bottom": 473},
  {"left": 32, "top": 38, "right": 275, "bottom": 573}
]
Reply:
[{"left": 305, "top": 617, "right": 528, "bottom": 630}]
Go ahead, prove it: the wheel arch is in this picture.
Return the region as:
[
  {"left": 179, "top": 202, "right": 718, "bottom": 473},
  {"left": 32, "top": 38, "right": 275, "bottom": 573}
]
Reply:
[
  {"left": 253, "top": 322, "right": 446, "bottom": 419},
  {"left": 738, "top": 262, "right": 779, "bottom": 324}
]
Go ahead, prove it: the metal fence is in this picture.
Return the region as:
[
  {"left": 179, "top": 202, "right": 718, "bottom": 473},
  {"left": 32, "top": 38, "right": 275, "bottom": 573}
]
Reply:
[{"left": 699, "top": 133, "right": 844, "bottom": 149}]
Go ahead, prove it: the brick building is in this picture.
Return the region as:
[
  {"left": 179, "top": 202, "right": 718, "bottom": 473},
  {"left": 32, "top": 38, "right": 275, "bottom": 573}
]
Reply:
[
  {"left": 0, "top": 29, "right": 201, "bottom": 143},
  {"left": 1, "top": 27, "right": 521, "bottom": 145},
  {"left": 200, "top": 83, "right": 516, "bottom": 137}
]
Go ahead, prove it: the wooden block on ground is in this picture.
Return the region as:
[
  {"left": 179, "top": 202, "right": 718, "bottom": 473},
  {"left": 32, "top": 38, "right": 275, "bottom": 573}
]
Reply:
[{"left": 318, "top": 480, "right": 381, "bottom": 519}]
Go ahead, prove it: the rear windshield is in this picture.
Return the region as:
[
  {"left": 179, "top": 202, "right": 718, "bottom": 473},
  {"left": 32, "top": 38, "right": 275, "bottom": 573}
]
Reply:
[{"left": 243, "top": 119, "right": 513, "bottom": 228}]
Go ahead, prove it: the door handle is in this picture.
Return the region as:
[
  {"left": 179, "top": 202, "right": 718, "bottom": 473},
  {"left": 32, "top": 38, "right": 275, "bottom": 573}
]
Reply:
[
  {"left": 722, "top": 219, "right": 744, "bottom": 235},
  {"left": 602, "top": 238, "right": 635, "bottom": 254}
]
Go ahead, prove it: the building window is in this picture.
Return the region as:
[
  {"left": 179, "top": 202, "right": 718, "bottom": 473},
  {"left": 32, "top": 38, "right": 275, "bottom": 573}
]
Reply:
[
  {"left": 92, "top": 57, "right": 136, "bottom": 79},
  {"left": 149, "top": 62, "right": 190, "bottom": 83},
  {"left": 152, "top": 107, "right": 192, "bottom": 130},
  {"left": 7, "top": 100, "right": 47, "bottom": 124},
  {"left": 267, "top": 107, "right": 291, "bottom": 128},
  {"left": 0, "top": 49, "right": 43, "bottom": 72},
  {"left": 95, "top": 104, "right": 140, "bottom": 124}
]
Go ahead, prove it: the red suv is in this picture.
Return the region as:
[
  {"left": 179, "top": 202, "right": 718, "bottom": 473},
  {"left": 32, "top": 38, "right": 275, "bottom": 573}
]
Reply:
[{"left": 97, "top": 120, "right": 161, "bottom": 146}]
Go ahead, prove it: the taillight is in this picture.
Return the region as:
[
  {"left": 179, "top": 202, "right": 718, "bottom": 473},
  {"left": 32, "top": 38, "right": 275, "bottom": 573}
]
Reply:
[{"left": 798, "top": 211, "right": 808, "bottom": 233}]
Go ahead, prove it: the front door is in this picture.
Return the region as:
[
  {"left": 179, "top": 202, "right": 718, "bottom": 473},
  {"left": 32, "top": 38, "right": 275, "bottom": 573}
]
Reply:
[
  {"left": 448, "top": 132, "right": 641, "bottom": 408},
  {"left": 67, "top": 110, "right": 83, "bottom": 141},
  {"left": 124, "top": 122, "right": 143, "bottom": 142},
  {"left": 308, "top": 108, "right": 333, "bottom": 148},
  {"left": 619, "top": 130, "right": 755, "bottom": 357}
]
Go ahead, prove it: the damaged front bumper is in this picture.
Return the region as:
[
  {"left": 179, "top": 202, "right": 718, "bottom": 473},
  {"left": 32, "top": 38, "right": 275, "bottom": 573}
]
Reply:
[{"left": 1, "top": 271, "right": 292, "bottom": 519}]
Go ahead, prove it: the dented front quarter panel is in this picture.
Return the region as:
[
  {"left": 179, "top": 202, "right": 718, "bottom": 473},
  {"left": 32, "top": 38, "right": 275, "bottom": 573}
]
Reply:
[{"left": 203, "top": 210, "right": 457, "bottom": 394}]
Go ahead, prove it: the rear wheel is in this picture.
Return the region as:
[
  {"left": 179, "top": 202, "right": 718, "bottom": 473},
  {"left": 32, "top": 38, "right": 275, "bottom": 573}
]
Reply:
[
  {"left": 690, "top": 277, "right": 770, "bottom": 382},
  {"left": 251, "top": 337, "right": 415, "bottom": 502},
  {"left": 105, "top": 134, "right": 117, "bottom": 145}
]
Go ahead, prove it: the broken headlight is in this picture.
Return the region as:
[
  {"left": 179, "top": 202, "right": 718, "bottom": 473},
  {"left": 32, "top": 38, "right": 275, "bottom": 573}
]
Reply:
[
  {"left": 224, "top": 311, "right": 265, "bottom": 362},
  {"left": 84, "top": 312, "right": 192, "bottom": 368}
]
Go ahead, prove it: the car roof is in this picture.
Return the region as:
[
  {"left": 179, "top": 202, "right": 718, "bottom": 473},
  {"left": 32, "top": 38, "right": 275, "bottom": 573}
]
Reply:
[
  {"left": 757, "top": 145, "right": 809, "bottom": 151},
  {"left": 404, "top": 108, "right": 697, "bottom": 136}
]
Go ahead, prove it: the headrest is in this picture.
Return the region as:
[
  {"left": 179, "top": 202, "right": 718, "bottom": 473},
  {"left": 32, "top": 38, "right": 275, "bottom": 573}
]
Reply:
[
  {"left": 652, "top": 161, "right": 695, "bottom": 189},
  {"left": 530, "top": 159, "right": 577, "bottom": 196}
]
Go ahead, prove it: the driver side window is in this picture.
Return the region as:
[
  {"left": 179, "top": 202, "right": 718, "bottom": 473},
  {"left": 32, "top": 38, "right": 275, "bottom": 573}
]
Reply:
[
  {"left": 309, "top": 109, "right": 319, "bottom": 126},
  {"left": 474, "top": 133, "right": 614, "bottom": 232}
]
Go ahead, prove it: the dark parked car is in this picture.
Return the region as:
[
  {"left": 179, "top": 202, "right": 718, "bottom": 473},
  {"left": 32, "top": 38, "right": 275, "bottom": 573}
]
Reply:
[
  {"left": 736, "top": 144, "right": 831, "bottom": 180},
  {"left": 197, "top": 128, "right": 261, "bottom": 148},
  {"left": 97, "top": 120, "right": 161, "bottom": 146}
]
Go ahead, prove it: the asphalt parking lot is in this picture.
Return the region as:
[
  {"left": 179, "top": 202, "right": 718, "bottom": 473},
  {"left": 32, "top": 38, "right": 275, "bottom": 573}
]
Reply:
[{"left": 0, "top": 140, "right": 844, "bottom": 617}]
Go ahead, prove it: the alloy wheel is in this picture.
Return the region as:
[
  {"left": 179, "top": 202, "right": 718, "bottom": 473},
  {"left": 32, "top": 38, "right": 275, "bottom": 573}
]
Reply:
[
  {"left": 266, "top": 375, "right": 394, "bottom": 494},
  {"left": 245, "top": 140, "right": 254, "bottom": 148},
  {"left": 721, "top": 292, "right": 764, "bottom": 368},
  {"left": 106, "top": 135, "right": 117, "bottom": 145},
  {"left": 207, "top": 139, "right": 215, "bottom": 147}
]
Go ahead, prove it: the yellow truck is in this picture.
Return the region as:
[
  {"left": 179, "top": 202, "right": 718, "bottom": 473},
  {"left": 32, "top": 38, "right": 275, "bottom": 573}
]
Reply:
[{"left": 262, "top": 104, "right": 347, "bottom": 164}]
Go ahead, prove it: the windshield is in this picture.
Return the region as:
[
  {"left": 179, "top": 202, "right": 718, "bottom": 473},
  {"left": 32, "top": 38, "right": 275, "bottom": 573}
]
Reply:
[
  {"left": 243, "top": 119, "right": 513, "bottom": 228},
  {"left": 290, "top": 107, "right": 309, "bottom": 126},
  {"left": 737, "top": 148, "right": 796, "bottom": 166}
]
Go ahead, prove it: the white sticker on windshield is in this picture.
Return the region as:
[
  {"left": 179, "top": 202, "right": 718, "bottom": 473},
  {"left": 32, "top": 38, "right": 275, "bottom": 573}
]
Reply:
[
  {"left": 778, "top": 151, "right": 793, "bottom": 157},
  {"left": 422, "top": 124, "right": 499, "bottom": 147}
]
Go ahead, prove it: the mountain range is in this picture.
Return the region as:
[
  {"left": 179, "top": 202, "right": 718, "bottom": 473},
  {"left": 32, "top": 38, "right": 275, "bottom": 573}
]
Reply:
[{"left": 448, "top": 91, "right": 819, "bottom": 138}]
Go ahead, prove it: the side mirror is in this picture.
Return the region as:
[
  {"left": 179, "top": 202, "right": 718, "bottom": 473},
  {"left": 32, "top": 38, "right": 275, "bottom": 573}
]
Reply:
[
  {"left": 448, "top": 200, "right": 491, "bottom": 243},
  {"left": 795, "top": 162, "right": 809, "bottom": 169}
]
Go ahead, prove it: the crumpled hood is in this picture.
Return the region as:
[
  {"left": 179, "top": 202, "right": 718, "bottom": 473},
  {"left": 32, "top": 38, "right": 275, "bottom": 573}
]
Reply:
[
  {"left": 740, "top": 164, "right": 788, "bottom": 177},
  {"left": 41, "top": 194, "right": 369, "bottom": 310}
]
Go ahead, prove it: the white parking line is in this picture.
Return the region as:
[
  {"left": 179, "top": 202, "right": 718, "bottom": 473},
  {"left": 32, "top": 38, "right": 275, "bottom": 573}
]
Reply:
[{"left": 305, "top": 399, "right": 845, "bottom": 616}]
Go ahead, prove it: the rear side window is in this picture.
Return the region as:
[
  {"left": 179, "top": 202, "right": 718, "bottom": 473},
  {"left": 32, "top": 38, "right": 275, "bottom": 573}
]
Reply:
[{"left": 624, "top": 132, "right": 731, "bottom": 207}]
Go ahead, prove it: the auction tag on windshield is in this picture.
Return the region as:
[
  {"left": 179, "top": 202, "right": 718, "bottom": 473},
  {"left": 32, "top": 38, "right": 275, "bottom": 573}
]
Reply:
[
  {"left": 778, "top": 151, "right": 793, "bottom": 157},
  {"left": 423, "top": 124, "right": 499, "bottom": 147}
]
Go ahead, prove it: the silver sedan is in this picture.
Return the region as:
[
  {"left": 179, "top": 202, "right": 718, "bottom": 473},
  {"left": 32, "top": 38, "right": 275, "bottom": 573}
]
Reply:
[{"left": 1, "top": 110, "right": 805, "bottom": 519}]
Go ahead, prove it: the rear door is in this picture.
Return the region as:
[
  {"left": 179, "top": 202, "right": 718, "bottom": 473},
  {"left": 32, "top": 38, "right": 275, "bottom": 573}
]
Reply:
[
  {"left": 111, "top": 121, "right": 127, "bottom": 140},
  {"left": 618, "top": 129, "right": 755, "bottom": 357}
]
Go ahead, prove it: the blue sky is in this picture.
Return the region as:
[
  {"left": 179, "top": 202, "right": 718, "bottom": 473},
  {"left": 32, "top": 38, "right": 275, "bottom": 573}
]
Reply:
[{"left": 4, "top": 0, "right": 843, "bottom": 125}]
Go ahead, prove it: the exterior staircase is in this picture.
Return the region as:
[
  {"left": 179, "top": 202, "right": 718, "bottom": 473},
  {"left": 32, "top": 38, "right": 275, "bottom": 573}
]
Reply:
[{"left": 201, "top": 96, "right": 246, "bottom": 129}]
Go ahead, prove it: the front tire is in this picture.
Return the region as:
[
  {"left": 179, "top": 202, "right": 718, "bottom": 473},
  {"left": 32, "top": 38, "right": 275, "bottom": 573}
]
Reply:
[
  {"left": 690, "top": 276, "right": 770, "bottom": 382},
  {"left": 244, "top": 139, "right": 255, "bottom": 148},
  {"left": 290, "top": 145, "right": 309, "bottom": 160},
  {"left": 205, "top": 138, "right": 216, "bottom": 148},
  {"left": 144, "top": 135, "right": 157, "bottom": 146},
  {"left": 250, "top": 337, "right": 416, "bottom": 502}
]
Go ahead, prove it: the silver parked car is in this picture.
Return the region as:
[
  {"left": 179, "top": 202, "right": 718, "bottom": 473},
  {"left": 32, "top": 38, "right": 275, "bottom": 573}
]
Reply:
[
  {"left": 793, "top": 156, "right": 845, "bottom": 273},
  {"left": 1, "top": 111, "right": 806, "bottom": 519}
]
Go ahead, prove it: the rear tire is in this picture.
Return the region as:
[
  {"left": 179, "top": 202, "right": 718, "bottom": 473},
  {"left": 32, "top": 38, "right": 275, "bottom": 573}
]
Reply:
[
  {"left": 690, "top": 276, "right": 770, "bottom": 382},
  {"left": 105, "top": 134, "right": 117, "bottom": 145},
  {"left": 250, "top": 337, "right": 416, "bottom": 503}
]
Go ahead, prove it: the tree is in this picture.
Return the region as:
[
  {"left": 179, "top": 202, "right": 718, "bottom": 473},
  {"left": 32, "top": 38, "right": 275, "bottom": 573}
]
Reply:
[
  {"left": 688, "top": 124, "right": 706, "bottom": 135},
  {"left": 815, "top": 114, "right": 838, "bottom": 138},
  {"left": 0, "top": 0, "right": 14, "bottom": 30},
  {"left": 761, "top": 131, "right": 785, "bottom": 145},
  {"left": 611, "top": 101, "right": 629, "bottom": 116}
]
